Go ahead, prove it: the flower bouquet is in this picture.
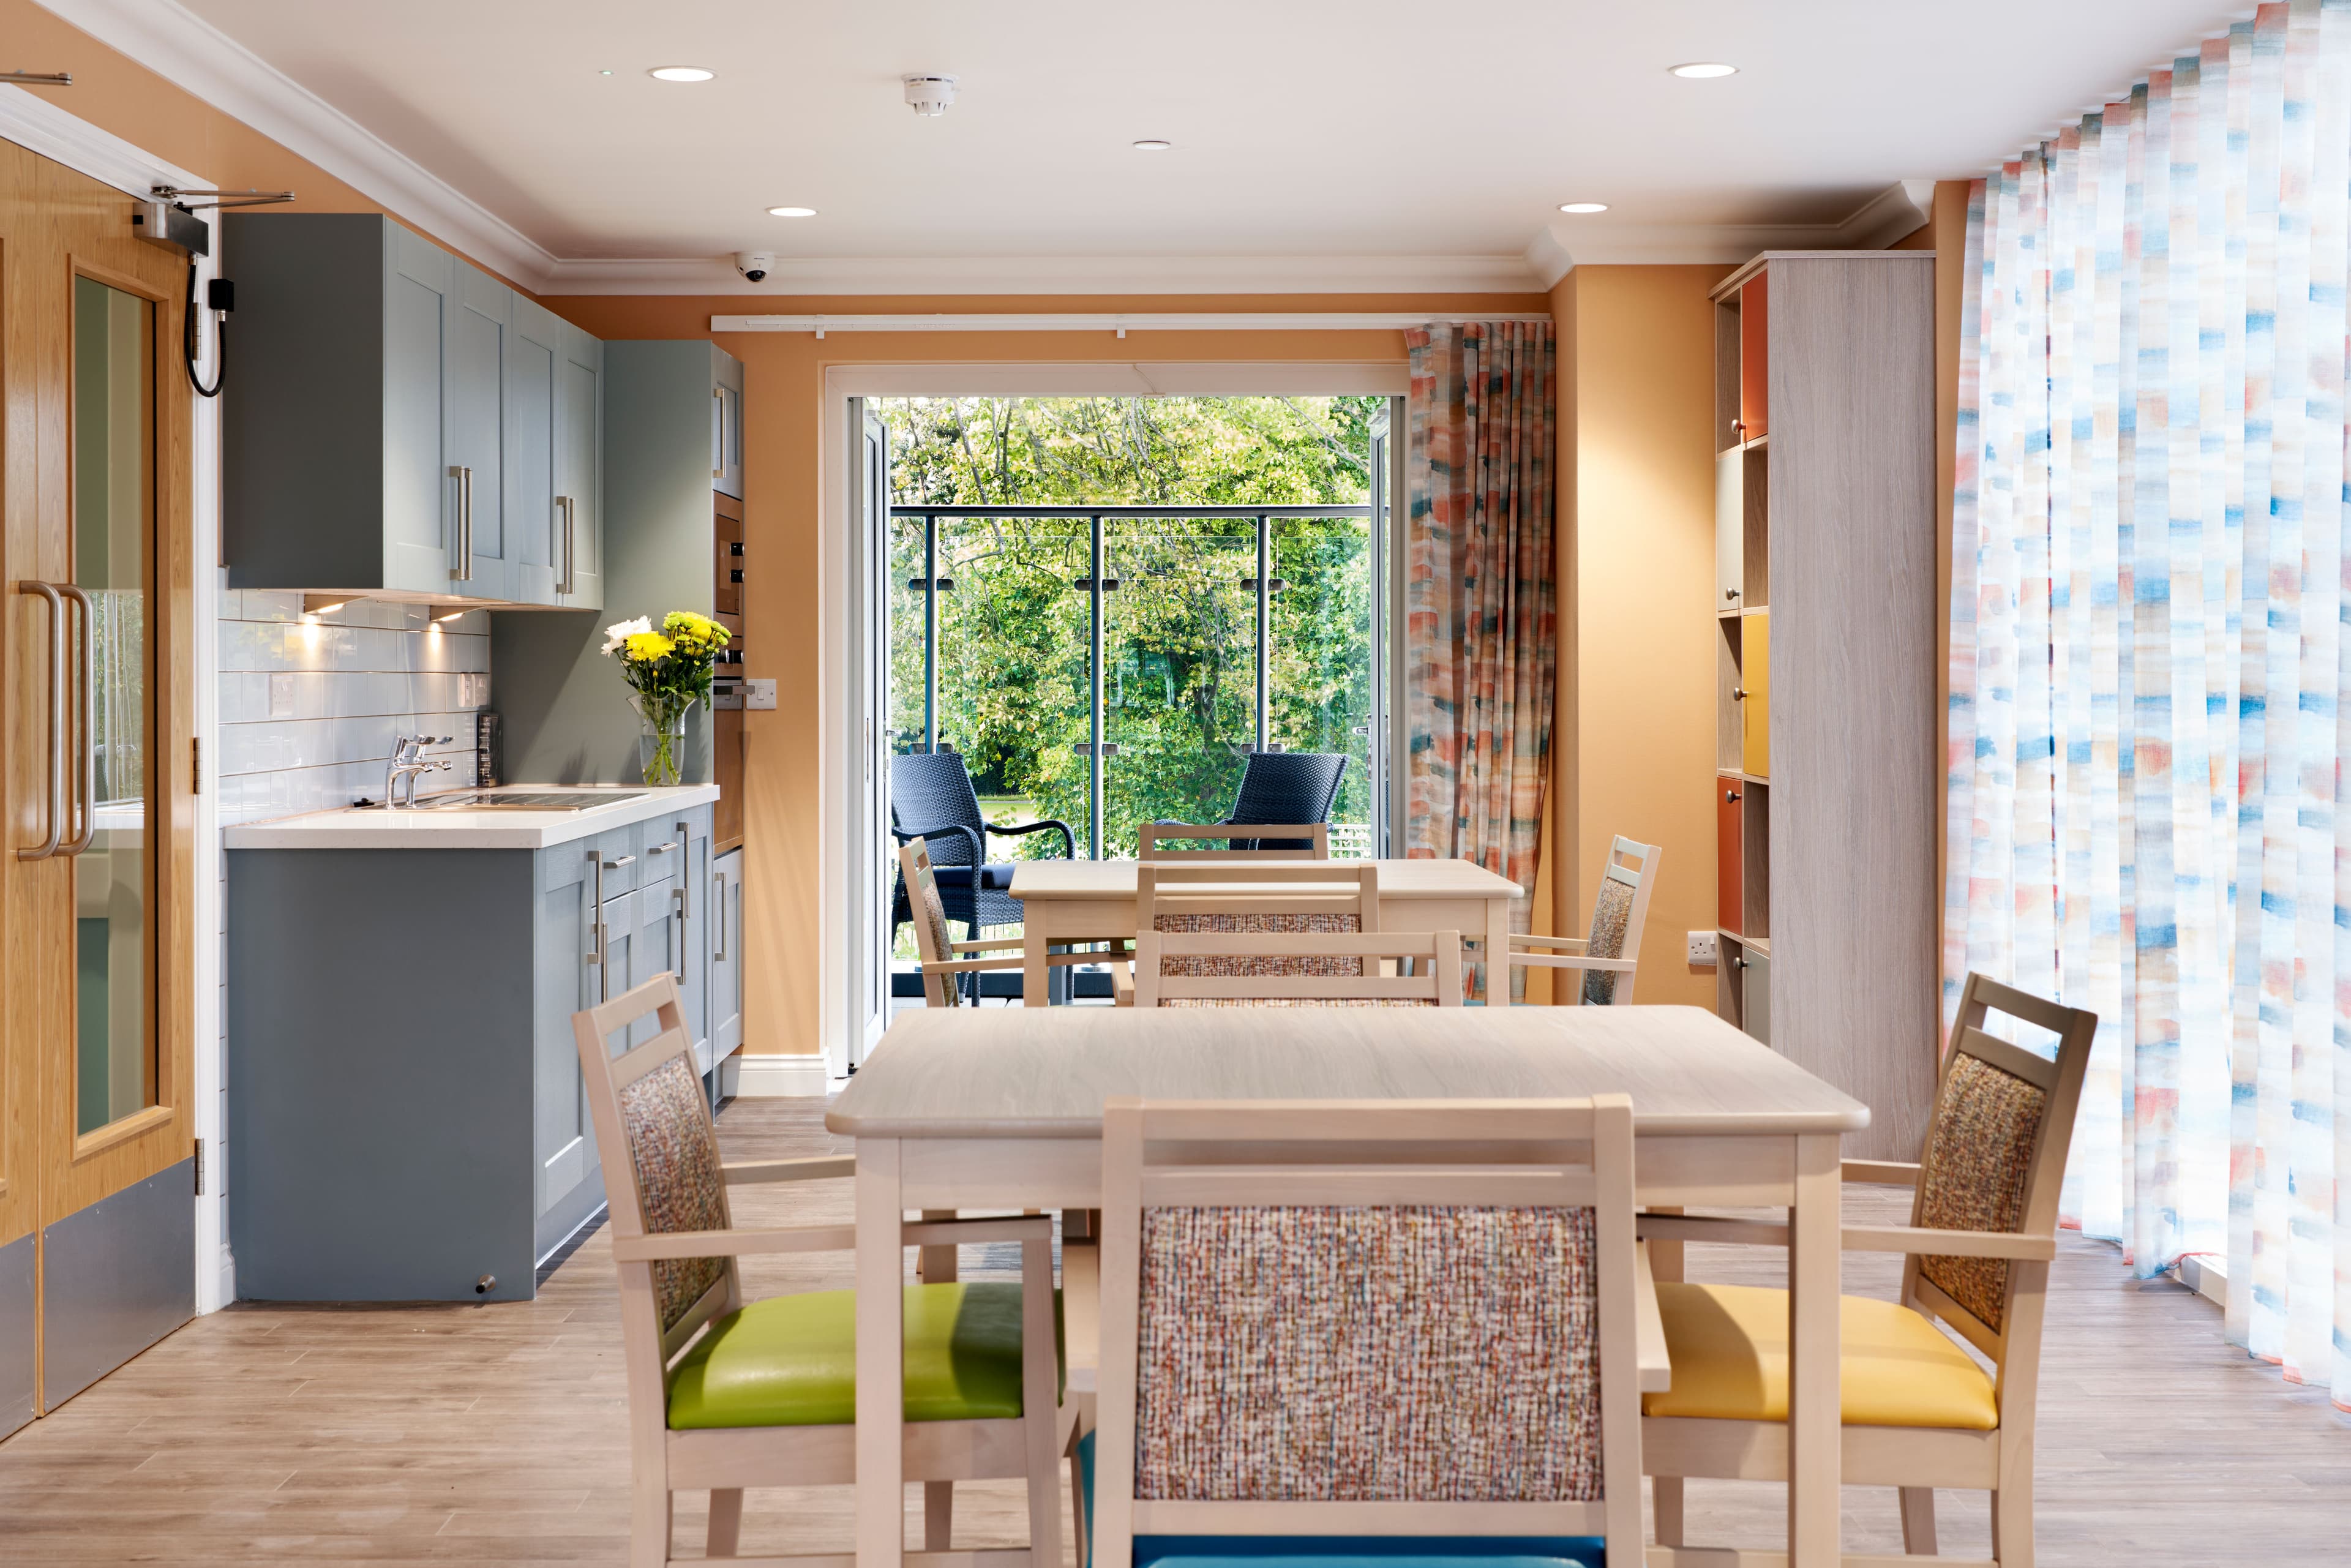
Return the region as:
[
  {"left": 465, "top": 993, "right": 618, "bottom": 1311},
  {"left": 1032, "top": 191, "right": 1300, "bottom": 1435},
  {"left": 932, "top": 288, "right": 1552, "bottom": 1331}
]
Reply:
[{"left": 602, "top": 610, "right": 732, "bottom": 786}]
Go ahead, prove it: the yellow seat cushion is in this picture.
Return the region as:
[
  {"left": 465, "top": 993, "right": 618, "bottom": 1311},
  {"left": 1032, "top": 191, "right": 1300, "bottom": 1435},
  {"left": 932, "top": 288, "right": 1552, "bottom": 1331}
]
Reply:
[
  {"left": 1643, "top": 1282, "right": 1998, "bottom": 1431},
  {"left": 667, "top": 1282, "right": 1057, "bottom": 1430}
]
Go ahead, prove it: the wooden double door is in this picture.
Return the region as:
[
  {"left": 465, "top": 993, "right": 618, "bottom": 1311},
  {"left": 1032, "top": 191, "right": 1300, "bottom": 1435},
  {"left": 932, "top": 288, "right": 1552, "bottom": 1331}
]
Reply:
[{"left": 0, "top": 140, "right": 198, "bottom": 1436}]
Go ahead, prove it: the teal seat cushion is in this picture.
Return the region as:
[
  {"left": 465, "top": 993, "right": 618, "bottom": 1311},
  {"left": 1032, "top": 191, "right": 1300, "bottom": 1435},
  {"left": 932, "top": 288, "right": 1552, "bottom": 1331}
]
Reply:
[
  {"left": 1075, "top": 1432, "right": 1606, "bottom": 1568},
  {"left": 667, "top": 1281, "right": 1056, "bottom": 1430}
]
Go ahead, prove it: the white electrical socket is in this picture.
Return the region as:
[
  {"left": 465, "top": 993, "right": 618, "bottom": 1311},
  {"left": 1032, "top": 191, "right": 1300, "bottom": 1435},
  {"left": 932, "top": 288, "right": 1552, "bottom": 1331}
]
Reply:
[
  {"left": 744, "top": 677, "right": 778, "bottom": 711},
  {"left": 1687, "top": 930, "right": 1719, "bottom": 967}
]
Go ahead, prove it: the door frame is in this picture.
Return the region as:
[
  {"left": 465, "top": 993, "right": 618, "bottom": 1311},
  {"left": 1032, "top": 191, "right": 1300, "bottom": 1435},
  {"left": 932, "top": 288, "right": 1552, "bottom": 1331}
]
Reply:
[
  {"left": 0, "top": 92, "right": 226, "bottom": 1315},
  {"left": 817, "top": 362, "right": 1408, "bottom": 1078}
]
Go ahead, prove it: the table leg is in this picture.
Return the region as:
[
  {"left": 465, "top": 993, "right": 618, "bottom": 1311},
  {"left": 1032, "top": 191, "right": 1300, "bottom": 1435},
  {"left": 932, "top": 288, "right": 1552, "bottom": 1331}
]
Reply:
[
  {"left": 1023, "top": 926, "right": 1050, "bottom": 1008},
  {"left": 1646, "top": 1203, "right": 1686, "bottom": 1547},
  {"left": 1483, "top": 896, "right": 1512, "bottom": 1006},
  {"left": 1787, "top": 1132, "right": 1842, "bottom": 1568},
  {"left": 857, "top": 1139, "right": 906, "bottom": 1568}
]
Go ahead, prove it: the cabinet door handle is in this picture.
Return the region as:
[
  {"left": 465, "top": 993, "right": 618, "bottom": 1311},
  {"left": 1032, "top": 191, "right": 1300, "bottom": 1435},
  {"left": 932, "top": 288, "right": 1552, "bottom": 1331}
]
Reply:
[
  {"left": 1731, "top": 687, "right": 1747, "bottom": 700},
  {"left": 15, "top": 582, "right": 65, "bottom": 860},
  {"left": 713, "top": 872, "right": 728, "bottom": 959},
  {"left": 1724, "top": 587, "right": 1741, "bottom": 600},
  {"left": 556, "top": 495, "right": 574, "bottom": 595},
  {"left": 713, "top": 387, "right": 726, "bottom": 478},
  {"left": 590, "top": 854, "right": 609, "bottom": 1001},
  {"left": 1726, "top": 789, "right": 1742, "bottom": 803},
  {"left": 673, "top": 883, "right": 688, "bottom": 981},
  {"left": 449, "top": 465, "right": 474, "bottom": 580}
]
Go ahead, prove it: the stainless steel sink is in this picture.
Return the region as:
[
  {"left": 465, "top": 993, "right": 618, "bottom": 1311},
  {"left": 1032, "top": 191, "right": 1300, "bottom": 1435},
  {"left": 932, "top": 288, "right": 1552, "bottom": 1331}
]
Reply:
[{"left": 408, "top": 790, "right": 646, "bottom": 812}]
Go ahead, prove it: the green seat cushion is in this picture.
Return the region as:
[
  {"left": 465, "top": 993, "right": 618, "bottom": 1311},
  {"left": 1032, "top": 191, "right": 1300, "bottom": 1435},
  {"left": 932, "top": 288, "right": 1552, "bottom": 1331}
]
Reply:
[{"left": 667, "top": 1281, "right": 1057, "bottom": 1430}]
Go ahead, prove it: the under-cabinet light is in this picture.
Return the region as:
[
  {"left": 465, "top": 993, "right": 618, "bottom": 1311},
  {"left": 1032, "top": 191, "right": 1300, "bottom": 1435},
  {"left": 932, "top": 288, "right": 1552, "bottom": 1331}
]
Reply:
[
  {"left": 301, "top": 594, "right": 352, "bottom": 616},
  {"left": 650, "top": 66, "right": 716, "bottom": 83}
]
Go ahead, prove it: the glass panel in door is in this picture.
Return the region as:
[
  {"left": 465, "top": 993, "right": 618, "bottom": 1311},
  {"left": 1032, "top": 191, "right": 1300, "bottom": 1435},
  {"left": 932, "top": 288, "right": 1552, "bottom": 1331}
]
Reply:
[
  {"left": 70, "top": 276, "right": 156, "bottom": 1136},
  {"left": 1102, "top": 516, "right": 1256, "bottom": 857},
  {"left": 1268, "top": 514, "right": 1374, "bottom": 857}
]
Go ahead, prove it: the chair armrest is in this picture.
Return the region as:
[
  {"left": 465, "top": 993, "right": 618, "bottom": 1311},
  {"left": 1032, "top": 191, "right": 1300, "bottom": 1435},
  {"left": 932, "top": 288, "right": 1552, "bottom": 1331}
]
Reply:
[
  {"left": 948, "top": 936, "right": 1030, "bottom": 953},
  {"left": 722, "top": 1156, "right": 855, "bottom": 1185},
  {"left": 923, "top": 955, "right": 1026, "bottom": 975},
  {"left": 1842, "top": 1225, "right": 2056, "bottom": 1261},
  {"left": 1633, "top": 1240, "right": 1671, "bottom": 1394},
  {"left": 989, "top": 817, "right": 1076, "bottom": 860},
  {"left": 613, "top": 1212, "right": 1054, "bottom": 1264},
  {"left": 897, "top": 822, "right": 986, "bottom": 874},
  {"left": 615, "top": 1225, "right": 858, "bottom": 1261},
  {"left": 1510, "top": 934, "right": 1591, "bottom": 953},
  {"left": 1632, "top": 1213, "right": 2056, "bottom": 1261},
  {"left": 1843, "top": 1160, "right": 1923, "bottom": 1187},
  {"left": 1111, "top": 961, "right": 1134, "bottom": 1007},
  {"left": 1507, "top": 953, "right": 1637, "bottom": 971}
]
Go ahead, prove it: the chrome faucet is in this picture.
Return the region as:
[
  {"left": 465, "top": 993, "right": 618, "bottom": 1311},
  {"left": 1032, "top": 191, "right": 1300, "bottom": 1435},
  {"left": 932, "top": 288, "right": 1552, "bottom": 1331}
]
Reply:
[{"left": 383, "top": 734, "right": 452, "bottom": 808}]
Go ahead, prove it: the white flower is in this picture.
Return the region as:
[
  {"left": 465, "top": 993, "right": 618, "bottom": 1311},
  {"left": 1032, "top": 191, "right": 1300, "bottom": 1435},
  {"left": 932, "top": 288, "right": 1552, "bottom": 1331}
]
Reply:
[{"left": 601, "top": 616, "right": 652, "bottom": 655}]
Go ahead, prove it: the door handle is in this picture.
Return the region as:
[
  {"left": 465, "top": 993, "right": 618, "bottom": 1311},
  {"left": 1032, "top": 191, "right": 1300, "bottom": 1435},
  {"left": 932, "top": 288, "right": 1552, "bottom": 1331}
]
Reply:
[
  {"left": 590, "top": 853, "right": 609, "bottom": 1002},
  {"left": 15, "top": 581, "right": 65, "bottom": 860},
  {"left": 713, "top": 871, "right": 727, "bottom": 960},
  {"left": 713, "top": 387, "right": 726, "bottom": 478},
  {"left": 673, "top": 883, "right": 688, "bottom": 981},
  {"left": 58, "top": 584, "right": 96, "bottom": 855}
]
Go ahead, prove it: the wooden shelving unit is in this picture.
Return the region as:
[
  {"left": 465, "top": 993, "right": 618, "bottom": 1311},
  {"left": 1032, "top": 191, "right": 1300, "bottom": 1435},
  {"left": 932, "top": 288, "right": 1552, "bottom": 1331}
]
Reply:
[{"left": 1708, "top": 251, "right": 1938, "bottom": 1161}]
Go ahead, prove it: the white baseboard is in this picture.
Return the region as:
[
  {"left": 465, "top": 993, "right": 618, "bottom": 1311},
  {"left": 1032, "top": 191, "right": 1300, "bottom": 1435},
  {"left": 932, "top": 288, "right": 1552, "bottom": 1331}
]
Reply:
[
  {"left": 2175, "top": 1252, "right": 2227, "bottom": 1308},
  {"left": 732, "top": 1054, "right": 831, "bottom": 1098}
]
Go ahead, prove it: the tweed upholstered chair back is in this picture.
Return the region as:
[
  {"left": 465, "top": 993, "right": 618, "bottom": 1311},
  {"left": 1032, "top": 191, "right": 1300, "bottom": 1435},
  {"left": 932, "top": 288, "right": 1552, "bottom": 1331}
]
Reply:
[
  {"left": 898, "top": 837, "right": 964, "bottom": 1008},
  {"left": 571, "top": 974, "right": 740, "bottom": 1355},
  {"left": 1905, "top": 973, "right": 2097, "bottom": 1351},
  {"left": 1090, "top": 1097, "right": 1648, "bottom": 1568},
  {"left": 1578, "top": 836, "right": 1657, "bottom": 1004}
]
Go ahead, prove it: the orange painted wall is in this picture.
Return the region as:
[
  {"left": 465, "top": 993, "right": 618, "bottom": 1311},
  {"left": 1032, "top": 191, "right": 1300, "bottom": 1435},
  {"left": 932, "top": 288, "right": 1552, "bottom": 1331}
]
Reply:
[{"left": 1543, "top": 265, "right": 1733, "bottom": 1011}]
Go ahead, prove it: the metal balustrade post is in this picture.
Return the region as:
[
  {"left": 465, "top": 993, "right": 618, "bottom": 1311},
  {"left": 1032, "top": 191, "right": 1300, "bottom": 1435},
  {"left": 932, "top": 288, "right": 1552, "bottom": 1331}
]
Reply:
[
  {"left": 923, "top": 512, "right": 939, "bottom": 753},
  {"left": 1255, "top": 513, "right": 1270, "bottom": 752},
  {"left": 1090, "top": 514, "right": 1104, "bottom": 859}
]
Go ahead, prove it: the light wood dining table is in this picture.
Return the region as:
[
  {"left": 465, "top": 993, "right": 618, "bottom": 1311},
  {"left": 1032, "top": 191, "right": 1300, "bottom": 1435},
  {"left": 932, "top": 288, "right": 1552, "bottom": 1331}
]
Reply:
[
  {"left": 828, "top": 1003, "right": 1869, "bottom": 1568},
  {"left": 1006, "top": 855, "right": 1523, "bottom": 1005}
]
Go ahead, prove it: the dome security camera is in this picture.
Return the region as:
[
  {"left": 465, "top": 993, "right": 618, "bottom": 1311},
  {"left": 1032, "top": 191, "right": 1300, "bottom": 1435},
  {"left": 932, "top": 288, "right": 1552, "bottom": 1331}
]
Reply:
[{"left": 735, "top": 251, "right": 775, "bottom": 283}]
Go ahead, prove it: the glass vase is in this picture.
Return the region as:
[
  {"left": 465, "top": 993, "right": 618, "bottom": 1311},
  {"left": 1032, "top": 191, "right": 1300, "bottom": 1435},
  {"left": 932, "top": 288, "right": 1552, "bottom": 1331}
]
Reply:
[{"left": 630, "top": 694, "right": 692, "bottom": 787}]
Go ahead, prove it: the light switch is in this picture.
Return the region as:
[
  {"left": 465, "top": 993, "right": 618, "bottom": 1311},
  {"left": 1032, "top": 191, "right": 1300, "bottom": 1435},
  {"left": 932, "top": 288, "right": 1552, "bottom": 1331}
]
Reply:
[{"left": 744, "top": 677, "right": 778, "bottom": 711}]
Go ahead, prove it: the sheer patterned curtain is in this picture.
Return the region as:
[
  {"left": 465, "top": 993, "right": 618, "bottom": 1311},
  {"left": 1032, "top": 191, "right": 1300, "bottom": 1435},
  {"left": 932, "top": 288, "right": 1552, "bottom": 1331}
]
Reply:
[
  {"left": 1947, "top": 0, "right": 2351, "bottom": 1404},
  {"left": 1403, "top": 322, "right": 1557, "bottom": 999}
]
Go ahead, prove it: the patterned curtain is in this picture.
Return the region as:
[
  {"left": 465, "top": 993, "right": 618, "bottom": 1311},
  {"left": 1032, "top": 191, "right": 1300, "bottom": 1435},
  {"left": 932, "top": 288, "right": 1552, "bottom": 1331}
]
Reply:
[
  {"left": 1948, "top": 0, "right": 2351, "bottom": 1405},
  {"left": 1403, "top": 322, "right": 1558, "bottom": 1000}
]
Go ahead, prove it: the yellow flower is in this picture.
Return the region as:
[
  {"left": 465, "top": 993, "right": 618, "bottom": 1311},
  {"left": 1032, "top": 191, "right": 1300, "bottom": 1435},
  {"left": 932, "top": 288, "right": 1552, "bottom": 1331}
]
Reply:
[
  {"left": 623, "top": 631, "right": 677, "bottom": 662},
  {"left": 664, "top": 610, "right": 730, "bottom": 648}
]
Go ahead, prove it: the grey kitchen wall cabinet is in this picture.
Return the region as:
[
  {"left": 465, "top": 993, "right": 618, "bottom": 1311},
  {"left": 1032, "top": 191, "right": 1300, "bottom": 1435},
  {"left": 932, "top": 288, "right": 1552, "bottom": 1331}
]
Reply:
[
  {"left": 495, "top": 340, "right": 741, "bottom": 783},
  {"left": 226, "top": 212, "right": 568, "bottom": 602},
  {"left": 230, "top": 804, "right": 719, "bottom": 1303},
  {"left": 506, "top": 296, "right": 605, "bottom": 610}
]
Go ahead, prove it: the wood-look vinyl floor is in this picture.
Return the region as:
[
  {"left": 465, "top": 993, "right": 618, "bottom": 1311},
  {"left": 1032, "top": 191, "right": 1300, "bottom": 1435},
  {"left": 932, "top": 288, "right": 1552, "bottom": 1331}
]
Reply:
[{"left": 0, "top": 1095, "right": 2343, "bottom": 1564}]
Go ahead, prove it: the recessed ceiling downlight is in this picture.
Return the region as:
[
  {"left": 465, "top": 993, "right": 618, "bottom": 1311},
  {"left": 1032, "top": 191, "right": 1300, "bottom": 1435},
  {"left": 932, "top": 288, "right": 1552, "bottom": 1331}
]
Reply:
[
  {"left": 1559, "top": 202, "right": 1608, "bottom": 214},
  {"left": 767, "top": 206, "right": 818, "bottom": 218},
  {"left": 649, "top": 66, "right": 715, "bottom": 82},
  {"left": 1133, "top": 139, "right": 1172, "bottom": 151},
  {"left": 1668, "top": 61, "right": 1738, "bottom": 79}
]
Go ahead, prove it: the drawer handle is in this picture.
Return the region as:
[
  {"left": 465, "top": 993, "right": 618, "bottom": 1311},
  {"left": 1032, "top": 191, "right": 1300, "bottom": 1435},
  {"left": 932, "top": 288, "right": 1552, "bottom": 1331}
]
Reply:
[
  {"left": 603, "top": 854, "right": 637, "bottom": 869},
  {"left": 648, "top": 841, "right": 678, "bottom": 856}
]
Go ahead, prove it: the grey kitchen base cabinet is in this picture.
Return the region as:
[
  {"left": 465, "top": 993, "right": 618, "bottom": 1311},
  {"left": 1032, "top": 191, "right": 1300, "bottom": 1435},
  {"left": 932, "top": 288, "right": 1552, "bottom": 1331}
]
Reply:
[{"left": 228, "top": 806, "right": 716, "bottom": 1302}]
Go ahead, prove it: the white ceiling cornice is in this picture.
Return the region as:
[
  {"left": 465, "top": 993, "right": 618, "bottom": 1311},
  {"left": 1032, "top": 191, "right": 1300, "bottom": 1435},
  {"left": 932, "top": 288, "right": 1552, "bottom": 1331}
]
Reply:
[
  {"left": 33, "top": 0, "right": 560, "bottom": 289},
  {"left": 1528, "top": 180, "right": 1935, "bottom": 281},
  {"left": 542, "top": 251, "right": 1548, "bottom": 297}
]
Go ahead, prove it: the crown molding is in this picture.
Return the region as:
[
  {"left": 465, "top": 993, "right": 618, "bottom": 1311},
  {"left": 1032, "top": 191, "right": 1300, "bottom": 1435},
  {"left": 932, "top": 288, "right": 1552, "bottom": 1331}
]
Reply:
[
  {"left": 1530, "top": 179, "right": 1936, "bottom": 276},
  {"left": 544, "top": 251, "right": 1547, "bottom": 297},
  {"left": 0, "top": 80, "right": 203, "bottom": 197},
  {"left": 713, "top": 312, "right": 1551, "bottom": 336},
  {"left": 33, "top": 0, "right": 558, "bottom": 288}
]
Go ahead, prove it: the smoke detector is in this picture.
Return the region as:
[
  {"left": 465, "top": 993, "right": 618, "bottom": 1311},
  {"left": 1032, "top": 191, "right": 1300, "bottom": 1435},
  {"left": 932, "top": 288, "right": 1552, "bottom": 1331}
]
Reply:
[{"left": 903, "top": 75, "right": 958, "bottom": 116}]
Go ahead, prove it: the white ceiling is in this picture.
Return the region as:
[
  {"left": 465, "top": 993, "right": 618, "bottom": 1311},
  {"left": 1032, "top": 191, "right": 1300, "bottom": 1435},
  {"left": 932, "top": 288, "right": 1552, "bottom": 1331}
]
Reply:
[{"left": 51, "top": 0, "right": 2244, "bottom": 293}]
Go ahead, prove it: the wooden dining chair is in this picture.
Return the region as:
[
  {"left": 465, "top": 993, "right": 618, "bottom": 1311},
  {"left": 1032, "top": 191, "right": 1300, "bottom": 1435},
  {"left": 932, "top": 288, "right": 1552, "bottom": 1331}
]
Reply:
[
  {"left": 1133, "top": 926, "right": 1462, "bottom": 1007},
  {"left": 1086, "top": 1095, "right": 1663, "bottom": 1568},
  {"left": 573, "top": 972, "right": 1073, "bottom": 1568},
  {"left": 902, "top": 836, "right": 1131, "bottom": 1006},
  {"left": 1130, "top": 860, "right": 1393, "bottom": 1000},
  {"left": 1138, "top": 822, "right": 1330, "bottom": 860},
  {"left": 1509, "top": 836, "right": 1660, "bottom": 1003},
  {"left": 1636, "top": 972, "right": 2097, "bottom": 1568}
]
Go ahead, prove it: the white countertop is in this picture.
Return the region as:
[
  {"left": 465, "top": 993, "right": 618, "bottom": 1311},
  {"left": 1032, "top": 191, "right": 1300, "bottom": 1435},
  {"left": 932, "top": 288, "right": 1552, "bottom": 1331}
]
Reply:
[{"left": 222, "top": 784, "right": 720, "bottom": 850}]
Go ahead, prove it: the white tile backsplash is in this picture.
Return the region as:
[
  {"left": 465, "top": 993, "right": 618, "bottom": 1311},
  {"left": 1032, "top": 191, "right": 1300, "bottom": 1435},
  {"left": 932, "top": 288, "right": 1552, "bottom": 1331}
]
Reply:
[{"left": 216, "top": 597, "right": 490, "bottom": 827}]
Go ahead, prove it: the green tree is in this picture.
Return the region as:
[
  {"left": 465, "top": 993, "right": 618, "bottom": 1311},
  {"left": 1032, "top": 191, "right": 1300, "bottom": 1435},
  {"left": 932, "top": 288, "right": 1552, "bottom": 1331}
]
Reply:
[{"left": 880, "top": 397, "right": 1378, "bottom": 858}]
